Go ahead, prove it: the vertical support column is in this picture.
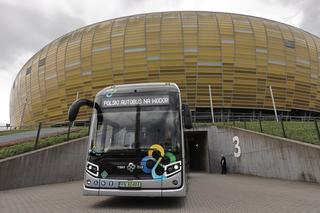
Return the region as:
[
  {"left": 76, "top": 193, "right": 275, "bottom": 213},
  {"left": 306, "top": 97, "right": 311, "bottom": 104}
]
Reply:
[
  {"left": 314, "top": 120, "right": 320, "bottom": 142},
  {"left": 269, "top": 85, "right": 279, "bottom": 122},
  {"left": 67, "top": 122, "right": 72, "bottom": 141},
  {"left": 34, "top": 122, "right": 42, "bottom": 149},
  {"left": 280, "top": 119, "right": 286, "bottom": 138},
  {"left": 259, "top": 117, "right": 263, "bottom": 132},
  {"left": 208, "top": 85, "right": 214, "bottom": 123},
  {"left": 72, "top": 92, "right": 79, "bottom": 128}
]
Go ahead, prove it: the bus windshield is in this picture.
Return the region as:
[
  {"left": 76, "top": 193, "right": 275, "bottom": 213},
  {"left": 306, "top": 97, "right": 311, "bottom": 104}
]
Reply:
[{"left": 90, "top": 105, "right": 181, "bottom": 155}]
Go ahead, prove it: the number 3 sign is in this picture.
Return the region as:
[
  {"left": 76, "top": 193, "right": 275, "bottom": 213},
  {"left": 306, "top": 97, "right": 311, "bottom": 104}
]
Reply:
[{"left": 233, "top": 136, "right": 241, "bottom": 158}]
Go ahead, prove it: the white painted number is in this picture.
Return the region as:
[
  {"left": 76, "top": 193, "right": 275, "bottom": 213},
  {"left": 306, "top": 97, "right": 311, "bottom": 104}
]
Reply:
[{"left": 233, "top": 136, "right": 241, "bottom": 158}]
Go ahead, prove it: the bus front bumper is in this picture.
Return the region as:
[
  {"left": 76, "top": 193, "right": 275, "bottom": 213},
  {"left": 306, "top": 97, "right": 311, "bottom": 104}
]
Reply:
[{"left": 83, "top": 185, "right": 186, "bottom": 197}]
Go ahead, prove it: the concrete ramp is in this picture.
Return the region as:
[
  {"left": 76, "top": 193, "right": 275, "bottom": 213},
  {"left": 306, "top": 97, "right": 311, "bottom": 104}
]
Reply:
[
  {"left": 0, "top": 137, "right": 88, "bottom": 190},
  {"left": 196, "top": 126, "right": 320, "bottom": 183}
]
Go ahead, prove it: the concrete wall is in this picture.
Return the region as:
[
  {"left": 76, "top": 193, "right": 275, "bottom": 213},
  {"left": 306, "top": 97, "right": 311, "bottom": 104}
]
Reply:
[
  {"left": 199, "top": 126, "right": 320, "bottom": 183},
  {"left": 0, "top": 137, "right": 88, "bottom": 190},
  {"left": 1, "top": 126, "right": 319, "bottom": 191}
]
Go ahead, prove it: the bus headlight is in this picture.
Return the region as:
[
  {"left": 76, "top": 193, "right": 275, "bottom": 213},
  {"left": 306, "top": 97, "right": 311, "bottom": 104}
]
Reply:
[
  {"left": 164, "top": 161, "right": 182, "bottom": 177},
  {"left": 86, "top": 161, "right": 99, "bottom": 177}
]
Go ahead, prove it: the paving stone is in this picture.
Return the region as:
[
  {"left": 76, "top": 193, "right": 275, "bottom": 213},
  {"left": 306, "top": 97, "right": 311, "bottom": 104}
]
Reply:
[{"left": 0, "top": 173, "right": 319, "bottom": 213}]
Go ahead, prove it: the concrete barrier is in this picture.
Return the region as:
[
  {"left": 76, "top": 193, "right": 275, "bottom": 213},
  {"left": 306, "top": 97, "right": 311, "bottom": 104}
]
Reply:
[
  {"left": 0, "top": 137, "right": 88, "bottom": 190},
  {"left": 199, "top": 126, "right": 320, "bottom": 183}
]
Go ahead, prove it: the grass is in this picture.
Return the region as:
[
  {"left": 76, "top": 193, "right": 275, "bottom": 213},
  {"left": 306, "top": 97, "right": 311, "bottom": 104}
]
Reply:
[
  {"left": 0, "top": 127, "right": 88, "bottom": 160},
  {"left": 0, "top": 129, "right": 31, "bottom": 136},
  {"left": 199, "top": 121, "right": 320, "bottom": 145}
]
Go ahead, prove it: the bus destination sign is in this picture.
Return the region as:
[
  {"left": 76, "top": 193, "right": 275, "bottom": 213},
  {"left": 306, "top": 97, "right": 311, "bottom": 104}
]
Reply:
[{"left": 103, "top": 95, "right": 170, "bottom": 107}]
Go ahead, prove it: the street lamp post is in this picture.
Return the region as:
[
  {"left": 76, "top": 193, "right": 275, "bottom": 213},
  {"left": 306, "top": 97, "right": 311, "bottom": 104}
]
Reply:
[
  {"left": 269, "top": 85, "right": 279, "bottom": 122},
  {"left": 209, "top": 85, "right": 215, "bottom": 123}
]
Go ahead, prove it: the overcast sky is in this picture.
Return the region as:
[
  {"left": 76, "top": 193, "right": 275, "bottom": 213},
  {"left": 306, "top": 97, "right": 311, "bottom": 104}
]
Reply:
[{"left": 0, "top": 0, "right": 319, "bottom": 124}]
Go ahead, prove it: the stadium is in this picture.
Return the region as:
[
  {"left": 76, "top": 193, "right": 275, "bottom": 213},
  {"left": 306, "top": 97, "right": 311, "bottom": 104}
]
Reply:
[{"left": 9, "top": 11, "right": 320, "bottom": 127}]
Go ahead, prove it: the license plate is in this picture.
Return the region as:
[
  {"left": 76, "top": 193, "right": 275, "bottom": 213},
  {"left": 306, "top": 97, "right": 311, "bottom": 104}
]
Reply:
[{"left": 118, "top": 181, "right": 141, "bottom": 188}]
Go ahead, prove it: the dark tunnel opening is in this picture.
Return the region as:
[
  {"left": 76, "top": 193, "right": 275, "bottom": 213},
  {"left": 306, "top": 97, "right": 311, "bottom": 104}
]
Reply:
[{"left": 184, "top": 131, "right": 209, "bottom": 172}]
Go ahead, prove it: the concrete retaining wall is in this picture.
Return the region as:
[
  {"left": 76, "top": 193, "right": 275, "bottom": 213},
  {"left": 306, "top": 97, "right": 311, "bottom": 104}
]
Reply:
[
  {"left": 0, "top": 137, "right": 88, "bottom": 190},
  {"left": 1, "top": 125, "right": 319, "bottom": 191},
  {"left": 201, "top": 126, "right": 320, "bottom": 183}
]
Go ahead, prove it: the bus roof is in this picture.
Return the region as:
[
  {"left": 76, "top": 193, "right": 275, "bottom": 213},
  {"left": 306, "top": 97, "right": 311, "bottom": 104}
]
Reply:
[{"left": 96, "top": 82, "right": 180, "bottom": 97}]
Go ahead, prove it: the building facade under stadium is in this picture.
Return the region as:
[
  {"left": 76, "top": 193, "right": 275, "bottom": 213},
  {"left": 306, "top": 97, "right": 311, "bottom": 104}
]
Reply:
[{"left": 9, "top": 11, "right": 320, "bottom": 127}]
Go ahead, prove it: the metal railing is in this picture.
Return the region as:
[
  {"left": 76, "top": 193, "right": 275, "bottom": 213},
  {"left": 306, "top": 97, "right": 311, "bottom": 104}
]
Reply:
[
  {"left": 1, "top": 112, "right": 320, "bottom": 160},
  {"left": 0, "top": 121, "right": 90, "bottom": 159},
  {"left": 192, "top": 111, "right": 320, "bottom": 122},
  {"left": 192, "top": 112, "right": 320, "bottom": 145}
]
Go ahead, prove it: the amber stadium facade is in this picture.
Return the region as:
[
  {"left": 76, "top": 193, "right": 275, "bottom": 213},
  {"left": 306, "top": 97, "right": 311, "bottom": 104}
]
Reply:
[{"left": 10, "top": 11, "right": 320, "bottom": 127}]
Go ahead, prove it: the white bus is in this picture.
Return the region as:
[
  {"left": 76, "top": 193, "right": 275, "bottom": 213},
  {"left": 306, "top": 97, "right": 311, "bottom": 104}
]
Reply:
[{"left": 68, "top": 83, "right": 192, "bottom": 197}]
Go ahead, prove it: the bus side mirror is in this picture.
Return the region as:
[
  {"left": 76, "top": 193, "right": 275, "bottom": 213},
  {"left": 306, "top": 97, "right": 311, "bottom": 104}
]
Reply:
[
  {"left": 182, "top": 104, "right": 193, "bottom": 129},
  {"left": 68, "top": 99, "right": 99, "bottom": 122}
]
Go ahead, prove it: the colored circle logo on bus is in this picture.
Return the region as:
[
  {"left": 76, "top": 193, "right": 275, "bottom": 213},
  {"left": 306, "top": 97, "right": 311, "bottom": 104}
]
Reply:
[
  {"left": 140, "top": 144, "right": 176, "bottom": 180},
  {"left": 105, "top": 88, "right": 117, "bottom": 98}
]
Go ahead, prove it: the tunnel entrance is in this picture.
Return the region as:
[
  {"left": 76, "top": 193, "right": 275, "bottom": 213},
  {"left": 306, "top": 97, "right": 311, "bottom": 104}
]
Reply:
[{"left": 185, "top": 131, "right": 209, "bottom": 172}]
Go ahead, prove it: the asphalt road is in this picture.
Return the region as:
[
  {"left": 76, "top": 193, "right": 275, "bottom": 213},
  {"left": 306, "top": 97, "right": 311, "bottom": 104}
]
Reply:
[{"left": 0, "top": 173, "right": 319, "bottom": 213}]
